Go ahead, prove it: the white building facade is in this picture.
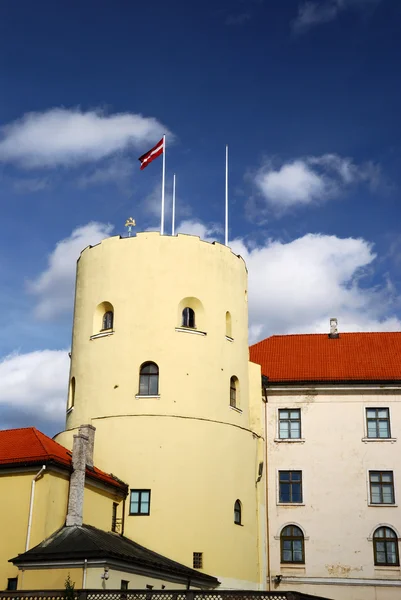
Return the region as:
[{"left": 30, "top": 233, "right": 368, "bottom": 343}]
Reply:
[{"left": 251, "top": 329, "right": 401, "bottom": 600}]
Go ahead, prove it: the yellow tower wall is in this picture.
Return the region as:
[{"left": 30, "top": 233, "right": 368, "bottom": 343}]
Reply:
[{"left": 56, "top": 233, "right": 265, "bottom": 589}]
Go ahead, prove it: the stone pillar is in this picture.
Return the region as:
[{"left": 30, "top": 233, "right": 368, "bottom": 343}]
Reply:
[
  {"left": 66, "top": 432, "right": 87, "bottom": 527},
  {"left": 79, "top": 424, "right": 96, "bottom": 468}
]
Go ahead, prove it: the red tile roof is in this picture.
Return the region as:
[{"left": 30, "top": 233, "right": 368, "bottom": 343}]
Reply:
[
  {"left": 250, "top": 332, "right": 401, "bottom": 384},
  {"left": 0, "top": 428, "right": 127, "bottom": 492}
]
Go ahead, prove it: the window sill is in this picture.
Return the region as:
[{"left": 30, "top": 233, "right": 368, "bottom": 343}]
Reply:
[
  {"left": 225, "top": 336, "right": 234, "bottom": 342},
  {"left": 90, "top": 330, "right": 114, "bottom": 340},
  {"left": 175, "top": 327, "right": 207, "bottom": 336},
  {"left": 66, "top": 406, "right": 74, "bottom": 415},
  {"left": 280, "top": 564, "right": 305, "bottom": 569},
  {"left": 135, "top": 395, "right": 160, "bottom": 399},
  {"left": 362, "top": 437, "right": 397, "bottom": 443},
  {"left": 277, "top": 503, "right": 305, "bottom": 507},
  {"left": 274, "top": 438, "right": 305, "bottom": 444},
  {"left": 129, "top": 513, "right": 150, "bottom": 516},
  {"left": 230, "top": 406, "right": 243, "bottom": 414},
  {"left": 368, "top": 503, "right": 398, "bottom": 507},
  {"left": 374, "top": 566, "right": 401, "bottom": 571}
]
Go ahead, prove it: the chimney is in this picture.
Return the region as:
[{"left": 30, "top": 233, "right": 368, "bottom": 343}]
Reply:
[
  {"left": 328, "top": 317, "right": 339, "bottom": 339},
  {"left": 66, "top": 425, "right": 96, "bottom": 527},
  {"left": 78, "top": 424, "right": 95, "bottom": 468}
]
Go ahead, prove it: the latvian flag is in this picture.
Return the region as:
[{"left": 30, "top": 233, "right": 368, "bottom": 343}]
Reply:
[{"left": 138, "top": 138, "right": 164, "bottom": 170}]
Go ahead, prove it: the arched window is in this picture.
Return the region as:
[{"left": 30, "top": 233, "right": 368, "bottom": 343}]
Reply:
[
  {"left": 226, "top": 311, "right": 232, "bottom": 338},
  {"left": 68, "top": 377, "right": 75, "bottom": 410},
  {"left": 234, "top": 500, "right": 242, "bottom": 525},
  {"left": 373, "top": 527, "right": 399, "bottom": 566},
  {"left": 281, "top": 525, "right": 305, "bottom": 564},
  {"left": 182, "top": 307, "right": 195, "bottom": 328},
  {"left": 139, "top": 362, "right": 159, "bottom": 396},
  {"left": 102, "top": 310, "right": 114, "bottom": 330},
  {"left": 230, "top": 376, "right": 238, "bottom": 408}
]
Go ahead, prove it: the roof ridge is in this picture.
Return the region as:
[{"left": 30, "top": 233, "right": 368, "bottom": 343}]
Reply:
[{"left": 31, "top": 428, "right": 50, "bottom": 456}]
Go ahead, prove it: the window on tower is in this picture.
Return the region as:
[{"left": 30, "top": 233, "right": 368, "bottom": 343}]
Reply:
[
  {"left": 182, "top": 307, "right": 195, "bottom": 328},
  {"left": 102, "top": 310, "right": 114, "bottom": 331},
  {"left": 230, "top": 376, "right": 239, "bottom": 409},
  {"left": 68, "top": 377, "right": 76, "bottom": 410},
  {"left": 138, "top": 362, "right": 159, "bottom": 396},
  {"left": 234, "top": 500, "right": 242, "bottom": 525},
  {"left": 129, "top": 490, "right": 151, "bottom": 515}
]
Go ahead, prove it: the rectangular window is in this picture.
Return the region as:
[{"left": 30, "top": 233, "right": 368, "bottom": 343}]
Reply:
[
  {"left": 279, "top": 471, "right": 303, "bottom": 503},
  {"left": 193, "top": 552, "right": 203, "bottom": 569},
  {"left": 129, "top": 489, "right": 151, "bottom": 515},
  {"left": 7, "top": 578, "right": 18, "bottom": 591},
  {"left": 366, "top": 408, "right": 391, "bottom": 438},
  {"left": 369, "top": 471, "right": 395, "bottom": 504},
  {"left": 120, "top": 581, "right": 129, "bottom": 590},
  {"left": 279, "top": 409, "right": 301, "bottom": 439}
]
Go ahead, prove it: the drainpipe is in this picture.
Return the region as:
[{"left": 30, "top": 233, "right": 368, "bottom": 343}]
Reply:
[
  {"left": 26, "top": 465, "right": 46, "bottom": 551},
  {"left": 262, "top": 376, "right": 271, "bottom": 591},
  {"left": 83, "top": 559, "right": 88, "bottom": 589}
]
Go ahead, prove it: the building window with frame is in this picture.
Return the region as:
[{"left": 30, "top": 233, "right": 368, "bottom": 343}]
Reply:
[
  {"left": 369, "top": 471, "right": 395, "bottom": 504},
  {"left": 373, "top": 527, "right": 399, "bottom": 566},
  {"left": 279, "top": 471, "right": 303, "bottom": 503},
  {"left": 129, "top": 489, "right": 151, "bottom": 515},
  {"left": 102, "top": 310, "right": 114, "bottom": 330},
  {"left": 281, "top": 525, "right": 305, "bottom": 564},
  {"left": 139, "top": 362, "right": 159, "bottom": 396},
  {"left": 182, "top": 307, "right": 195, "bottom": 328},
  {"left": 279, "top": 409, "right": 301, "bottom": 439},
  {"left": 234, "top": 500, "right": 242, "bottom": 525},
  {"left": 7, "top": 578, "right": 18, "bottom": 591},
  {"left": 193, "top": 552, "right": 203, "bottom": 569},
  {"left": 230, "top": 376, "right": 239, "bottom": 408},
  {"left": 366, "top": 408, "right": 391, "bottom": 438}
]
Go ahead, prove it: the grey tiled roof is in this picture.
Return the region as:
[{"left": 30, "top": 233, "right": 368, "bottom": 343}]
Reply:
[{"left": 11, "top": 524, "right": 218, "bottom": 587}]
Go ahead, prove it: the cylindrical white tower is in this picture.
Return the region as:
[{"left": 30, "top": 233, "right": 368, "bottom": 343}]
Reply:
[{"left": 56, "top": 232, "right": 265, "bottom": 589}]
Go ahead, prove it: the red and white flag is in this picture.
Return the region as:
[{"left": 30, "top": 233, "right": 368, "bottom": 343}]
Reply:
[{"left": 138, "top": 138, "right": 164, "bottom": 170}]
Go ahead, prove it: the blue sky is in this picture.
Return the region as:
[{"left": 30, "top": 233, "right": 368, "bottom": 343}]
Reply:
[{"left": 0, "top": 0, "right": 400, "bottom": 434}]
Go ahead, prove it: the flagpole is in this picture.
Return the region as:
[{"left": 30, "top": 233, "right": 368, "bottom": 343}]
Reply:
[
  {"left": 161, "top": 134, "right": 166, "bottom": 235},
  {"left": 172, "top": 173, "right": 176, "bottom": 236},
  {"left": 225, "top": 144, "right": 229, "bottom": 246}
]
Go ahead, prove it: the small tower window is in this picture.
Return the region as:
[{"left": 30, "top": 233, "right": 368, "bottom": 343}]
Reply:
[
  {"left": 102, "top": 310, "right": 114, "bottom": 331},
  {"left": 182, "top": 307, "right": 195, "bottom": 328},
  {"left": 234, "top": 500, "right": 242, "bottom": 525},
  {"left": 226, "top": 311, "right": 232, "bottom": 338},
  {"left": 230, "top": 376, "right": 238, "bottom": 408},
  {"left": 68, "top": 377, "right": 76, "bottom": 410},
  {"left": 139, "top": 362, "right": 159, "bottom": 396}
]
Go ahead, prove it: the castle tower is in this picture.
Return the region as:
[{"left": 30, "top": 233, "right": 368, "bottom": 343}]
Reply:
[{"left": 55, "top": 232, "right": 265, "bottom": 589}]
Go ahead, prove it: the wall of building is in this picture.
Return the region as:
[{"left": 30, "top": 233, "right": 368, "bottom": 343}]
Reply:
[
  {"left": 83, "top": 482, "right": 124, "bottom": 532},
  {"left": 56, "top": 233, "right": 266, "bottom": 589},
  {"left": 85, "top": 568, "right": 188, "bottom": 590},
  {"left": 20, "top": 567, "right": 83, "bottom": 590},
  {"left": 266, "top": 387, "right": 401, "bottom": 599},
  {"left": 0, "top": 469, "right": 69, "bottom": 590}
]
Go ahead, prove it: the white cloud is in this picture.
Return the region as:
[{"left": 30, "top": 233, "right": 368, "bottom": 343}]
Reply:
[
  {"left": 293, "top": 0, "right": 380, "bottom": 33},
  {"left": 0, "top": 108, "right": 169, "bottom": 168},
  {"left": 28, "top": 222, "right": 114, "bottom": 320},
  {"left": 0, "top": 350, "right": 69, "bottom": 427},
  {"left": 231, "top": 232, "right": 401, "bottom": 341},
  {"left": 176, "top": 219, "right": 223, "bottom": 242},
  {"left": 253, "top": 154, "right": 378, "bottom": 212}
]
